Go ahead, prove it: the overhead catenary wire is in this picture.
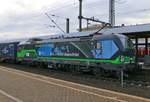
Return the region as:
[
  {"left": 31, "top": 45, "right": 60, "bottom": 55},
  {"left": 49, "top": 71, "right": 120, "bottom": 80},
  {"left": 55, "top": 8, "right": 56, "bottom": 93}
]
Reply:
[
  {"left": 93, "top": 7, "right": 150, "bottom": 18},
  {"left": 44, "top": 0, "right": 108, "bottom": 33},
  {"left": 115, "top": 0, "right": 127, "bottom": 4},
  {"left": 117, "top": 8, "right": 150, "bottom": 15},
  {"left": 46, "top": 0, "right": 106, "bottom": 13},
  {"left": 45, "top": 13, "right": 66, "bottom": 34},
  {"left": 44, "top": 0, "right": 150, "bottom": 33},
  {"left": 47, "top": 2, "right": 78, "bottom": 13},
  {"left": 48, "top": 14, "right": 68, "bottom": 19}
]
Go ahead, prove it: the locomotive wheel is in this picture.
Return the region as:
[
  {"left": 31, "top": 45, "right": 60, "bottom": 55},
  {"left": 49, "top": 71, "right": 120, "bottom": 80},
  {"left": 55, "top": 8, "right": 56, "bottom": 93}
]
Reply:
[{"left": 92, "top": 67, "right": 101, "bottom": 77}]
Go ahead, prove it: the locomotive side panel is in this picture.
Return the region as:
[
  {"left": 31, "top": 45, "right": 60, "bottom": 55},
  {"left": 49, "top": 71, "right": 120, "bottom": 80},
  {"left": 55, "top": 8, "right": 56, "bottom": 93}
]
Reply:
[
  {"left": 17, "top": 37, "right": 122, "bottom": 68},
  {"left": 36, "top": 42, "right": 85, "bottom": 58}
]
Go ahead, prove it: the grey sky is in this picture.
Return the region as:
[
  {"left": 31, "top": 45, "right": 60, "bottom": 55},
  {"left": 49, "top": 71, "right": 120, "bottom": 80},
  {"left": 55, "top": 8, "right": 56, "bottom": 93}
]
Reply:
[{"left": 0, "top": 0, "right": 150, "bottom": 40}]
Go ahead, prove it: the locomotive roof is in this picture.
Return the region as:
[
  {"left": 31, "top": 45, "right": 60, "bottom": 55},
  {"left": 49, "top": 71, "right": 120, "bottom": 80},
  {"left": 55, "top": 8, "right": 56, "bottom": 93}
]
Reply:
[
  {"left": 18, "top": 31, "right": 104, "bottom": 45},
  {"left": 35, "top": 31, "right": 95, "bottom": 39},
  {"left": 18, "top": 32, "right": 124, "bottom": 45}
]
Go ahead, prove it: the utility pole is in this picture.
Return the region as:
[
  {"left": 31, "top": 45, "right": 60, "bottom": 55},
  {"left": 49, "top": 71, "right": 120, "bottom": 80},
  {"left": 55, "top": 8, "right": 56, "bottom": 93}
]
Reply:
[
  {"left": 109, "top": 0, "right": 115, "bottom": 27},
  {"left": 79, "top": 0, "right": 83, "bottom": 32}
]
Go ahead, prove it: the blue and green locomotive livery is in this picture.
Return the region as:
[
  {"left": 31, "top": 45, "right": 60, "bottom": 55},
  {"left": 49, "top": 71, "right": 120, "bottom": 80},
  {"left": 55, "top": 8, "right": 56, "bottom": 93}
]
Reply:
[{"left": 16, "top": 33, "right": 136, "bottom": 75}]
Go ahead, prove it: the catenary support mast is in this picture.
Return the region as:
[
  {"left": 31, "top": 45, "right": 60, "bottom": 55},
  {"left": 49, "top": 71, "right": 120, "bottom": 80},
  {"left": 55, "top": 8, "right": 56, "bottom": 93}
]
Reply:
[
  {"left": 79, "top": 0, "right": 83, "bottom": 32},
  {"left": 109, "top": 0, "right": 115, "bottom": 27}
]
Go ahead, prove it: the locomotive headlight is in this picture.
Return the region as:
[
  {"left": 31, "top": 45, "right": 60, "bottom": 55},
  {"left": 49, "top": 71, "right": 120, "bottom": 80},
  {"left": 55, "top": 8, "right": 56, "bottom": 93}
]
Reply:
[{"left": 120, "top": 56, "right": 125, "bottom": 62}]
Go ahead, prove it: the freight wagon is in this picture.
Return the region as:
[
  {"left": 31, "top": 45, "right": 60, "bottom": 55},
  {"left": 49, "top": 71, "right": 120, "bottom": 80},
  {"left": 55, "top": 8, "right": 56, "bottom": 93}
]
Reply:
[{"left": 0, "top": 41, "right": 19, "bottom": 62}]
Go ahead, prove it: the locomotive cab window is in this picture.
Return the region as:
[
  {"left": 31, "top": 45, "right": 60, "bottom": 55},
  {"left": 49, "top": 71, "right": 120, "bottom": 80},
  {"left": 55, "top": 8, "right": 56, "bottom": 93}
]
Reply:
[
  {"left": 127, "top": 39, "right": 134, "bottom": 49},
  {"left": 118, "top": 34, "right": 134, "bottom": 50},
  {"left": 120, "top": 37, "right": 134, "bottom": 50}
]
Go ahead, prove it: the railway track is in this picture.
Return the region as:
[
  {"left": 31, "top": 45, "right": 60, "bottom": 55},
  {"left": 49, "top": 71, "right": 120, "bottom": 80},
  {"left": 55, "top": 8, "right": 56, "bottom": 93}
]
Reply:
[{"left": 70, "top": 72, "right": 150, "bottom": 88}]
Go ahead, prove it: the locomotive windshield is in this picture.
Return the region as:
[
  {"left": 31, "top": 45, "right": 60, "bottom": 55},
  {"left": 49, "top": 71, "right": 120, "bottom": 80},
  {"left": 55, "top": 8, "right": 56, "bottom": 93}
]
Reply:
[
  {"left": 121, "top": 37, "right": 134, "bottom": 49},
  {"left": 118, "top": 34, "right": 134, "bottom": 50}
]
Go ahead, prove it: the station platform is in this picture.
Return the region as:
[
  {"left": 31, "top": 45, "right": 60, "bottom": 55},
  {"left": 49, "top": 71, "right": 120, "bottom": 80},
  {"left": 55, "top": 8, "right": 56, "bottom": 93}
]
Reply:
[{"left": 0, "top": 65, "right": 149, "bottom": 102}]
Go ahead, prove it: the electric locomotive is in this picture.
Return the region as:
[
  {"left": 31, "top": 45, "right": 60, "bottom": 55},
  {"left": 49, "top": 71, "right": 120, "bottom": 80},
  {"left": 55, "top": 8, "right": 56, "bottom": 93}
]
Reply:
[{"left": 17, "top": 32, "right": 136, "bottom": 76}]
